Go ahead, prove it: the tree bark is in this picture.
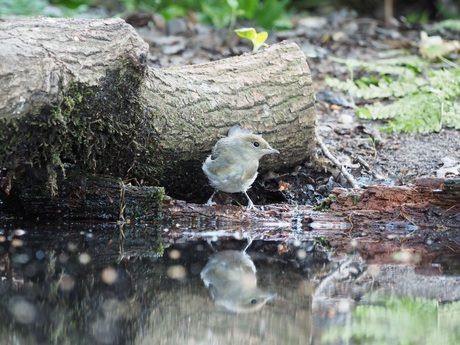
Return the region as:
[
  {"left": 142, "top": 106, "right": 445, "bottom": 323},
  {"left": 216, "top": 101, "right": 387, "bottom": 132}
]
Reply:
[
  {"left": 0, "top": 17, "right": 148, "bottom": 118},
  {"left": 0, "top": 17, "right": 315, "bottom": 202}
]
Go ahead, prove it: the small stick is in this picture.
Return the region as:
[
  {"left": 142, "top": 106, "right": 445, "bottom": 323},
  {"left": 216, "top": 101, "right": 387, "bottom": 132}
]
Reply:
[{"left": 315, "top": 128, "right": 360, "bottom": 189}]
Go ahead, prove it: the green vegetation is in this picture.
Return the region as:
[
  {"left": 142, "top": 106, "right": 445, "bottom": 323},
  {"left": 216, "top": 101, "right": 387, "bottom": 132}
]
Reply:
[
  {"left": 123, "top": 0, "right": 291, "bottom": 29},
  {"left": 321, "top": 297, "right": 460, "bottom": 345},
  {"left": 0, "top": 0, "right": 92, "bottom": 16},
  {"left": 234, "top": 27, "right": 268, "bottom": 52},
  {"left": 313, "top": 194, "right": 336, "bottom": 211},
  {"left": 430, "top": 19, "right": 460, "bottom": 33},
  {"left": 0, "top": 0, "right": 48, "bottom": 15},
  {"left": 2, "top": 0, "right": 459, "bottom": 30},
  {"left": 326, "top": 55, "right": 460, "bottom": 133},
  {"left": 0, "top": 0, "right": 292, "bottom": 29}
]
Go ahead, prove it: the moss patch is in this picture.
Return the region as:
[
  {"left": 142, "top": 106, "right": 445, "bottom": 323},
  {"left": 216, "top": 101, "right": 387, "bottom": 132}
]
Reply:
[{"left": 0, "top": 66, "right": 165, "bottom": 198}]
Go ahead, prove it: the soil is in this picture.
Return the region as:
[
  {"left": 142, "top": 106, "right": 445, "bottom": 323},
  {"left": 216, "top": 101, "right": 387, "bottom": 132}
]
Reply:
[{"left": 126, "top": 10, "right": 460, "bottom": 205}]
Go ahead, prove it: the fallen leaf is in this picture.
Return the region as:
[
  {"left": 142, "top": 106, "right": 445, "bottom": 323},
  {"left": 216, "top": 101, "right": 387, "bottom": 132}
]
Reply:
[{"left": 278, "top": 181, "right": 291, "bottom": 192}]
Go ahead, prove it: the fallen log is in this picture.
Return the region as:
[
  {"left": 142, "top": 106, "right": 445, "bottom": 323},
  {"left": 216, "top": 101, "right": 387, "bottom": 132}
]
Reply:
[
  {"left": 3, "top": 172, "right": 458, "bottom": 251},
  {"left": 0, "top": 17, "right": 315, "bottom": 202},
  {"left": 160, "top": 178, "right": 460, "bottom": 254}
]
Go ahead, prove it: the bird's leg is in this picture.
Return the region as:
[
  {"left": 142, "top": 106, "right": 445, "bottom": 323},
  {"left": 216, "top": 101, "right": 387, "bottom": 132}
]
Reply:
[
  {"left": 243, "top": 234, "right": 253, "bottom": 252},
  {"left": 243, "top": 191, "right": 254, "bottom": 210},
  {"left": 205, "top": 238, "right": 217, "bottom": 251},
  {"left": 206, "top": 190, "right": 217, "bottom": 206}
]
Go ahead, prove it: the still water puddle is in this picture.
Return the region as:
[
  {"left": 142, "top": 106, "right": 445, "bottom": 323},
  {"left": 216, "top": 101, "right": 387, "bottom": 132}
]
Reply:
[{"left": 0, "top": 222, "right": 459, "bottom": 345}]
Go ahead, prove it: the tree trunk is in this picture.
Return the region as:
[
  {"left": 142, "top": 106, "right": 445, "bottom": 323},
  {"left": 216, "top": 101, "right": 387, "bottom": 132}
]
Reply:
[{"left": 0, "top": 17, "right": 315, "bottom": 203}]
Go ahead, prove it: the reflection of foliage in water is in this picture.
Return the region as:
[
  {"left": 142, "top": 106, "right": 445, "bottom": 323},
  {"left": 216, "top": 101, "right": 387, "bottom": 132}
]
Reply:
[{"left": 321, "top": 296, "right": 460, "bottom": 345}]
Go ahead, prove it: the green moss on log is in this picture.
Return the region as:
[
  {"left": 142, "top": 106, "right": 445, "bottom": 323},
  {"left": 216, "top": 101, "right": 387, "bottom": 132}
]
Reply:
[{"left": 0, "top": 67, "right": 165, "bottom": 198}]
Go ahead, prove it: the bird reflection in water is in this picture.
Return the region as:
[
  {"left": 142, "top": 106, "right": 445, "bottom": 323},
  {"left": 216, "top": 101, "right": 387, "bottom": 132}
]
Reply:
[{"left": 200, "top": 239, "right": 276, "bottom": 313}]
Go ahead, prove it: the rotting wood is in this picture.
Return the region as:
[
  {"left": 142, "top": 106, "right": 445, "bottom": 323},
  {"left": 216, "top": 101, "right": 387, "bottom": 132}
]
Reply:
[
  {"left": 3, "top": 173, "right": 458, "bottom": 251},
  {"left": 161, "top": 178, "right": 460, "bottom": 252},
  {"left": 4, "top": 173, "right": 459, "bottom": 230}
]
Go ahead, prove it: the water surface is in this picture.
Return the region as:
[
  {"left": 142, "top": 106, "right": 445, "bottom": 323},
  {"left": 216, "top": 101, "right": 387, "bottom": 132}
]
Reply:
[{"left": 0, "top": 222, "right": 459, "bottom": 345}]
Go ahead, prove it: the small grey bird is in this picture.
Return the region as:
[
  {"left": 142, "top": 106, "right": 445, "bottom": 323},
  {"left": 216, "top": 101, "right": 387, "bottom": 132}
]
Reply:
[
  {"left": 200, "top": 249, "right": 276, "bottom": 313},
  {"left": 202, "top": 126, "right": 279, "bottom": 209}
]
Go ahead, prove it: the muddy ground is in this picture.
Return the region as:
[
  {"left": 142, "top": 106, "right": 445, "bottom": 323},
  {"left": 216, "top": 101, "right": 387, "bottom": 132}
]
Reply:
[{"left": 127, "top": 10, "right": 460, "bottom": 206}]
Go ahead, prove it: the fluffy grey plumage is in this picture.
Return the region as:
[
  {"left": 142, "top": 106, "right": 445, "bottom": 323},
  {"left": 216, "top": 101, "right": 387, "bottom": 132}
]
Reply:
[{"left": 202, "top": 126, "right": 279, "bottom": 209}]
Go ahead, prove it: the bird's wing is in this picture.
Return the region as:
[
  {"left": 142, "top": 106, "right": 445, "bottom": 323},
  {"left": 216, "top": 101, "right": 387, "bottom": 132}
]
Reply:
[
  {"left": 207, "top": 152, "right": 257, "bottom": 182},
  {"left": 209, "top": 140, "right": 238, "bottom": 163}
]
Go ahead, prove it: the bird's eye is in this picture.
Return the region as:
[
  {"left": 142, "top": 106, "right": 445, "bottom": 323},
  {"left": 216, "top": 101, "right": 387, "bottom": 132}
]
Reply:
[
  {"left": 253, "top": 141, "right": 260, "bottom": 147},
  {"left": 250, "top": 298, "right": 258, "bottom": 305}
]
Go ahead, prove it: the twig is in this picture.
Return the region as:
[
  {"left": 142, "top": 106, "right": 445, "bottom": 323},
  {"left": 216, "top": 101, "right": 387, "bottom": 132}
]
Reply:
[
  {"left": 316, "top": 128, "right": 360, "bottom": 189},
  {"left": 341, "top": 147, "right": 384, "bottom": 180},
  {"left": 438, "top": 55, "right": 460, "bottom": 69}
]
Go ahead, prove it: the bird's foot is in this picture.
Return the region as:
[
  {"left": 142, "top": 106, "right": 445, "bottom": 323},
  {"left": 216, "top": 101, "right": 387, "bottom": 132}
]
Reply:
[
  {"left": 245, "top": 201, "right": 254, "bottom": 210},
  {"left": 206, "top": 199, "right": 216, "bottom": 206},
  {"left": 205, "top": 191, "right": 217, "bottom": 206}
]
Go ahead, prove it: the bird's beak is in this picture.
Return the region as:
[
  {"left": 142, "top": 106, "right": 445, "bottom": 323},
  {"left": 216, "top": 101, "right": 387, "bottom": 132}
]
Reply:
[
  {"left": 265, "top": 147, "right": 280, "bottom": 154},
  {"left": 263, "top": 292, "right": 277, "bottom": 301}
]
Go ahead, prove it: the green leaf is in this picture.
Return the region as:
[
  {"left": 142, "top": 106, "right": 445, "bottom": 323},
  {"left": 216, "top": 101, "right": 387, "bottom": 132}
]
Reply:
[
  {"left": 256, "top": 0, "right": 290, "bottom": 29},
  {"left": 200, "top": 0, "right": 233, "bottom": 28},
  {"left": 237, "top": 0, "right": 258, "bottom": 19},
  {"left": 234, "top": 27, "right": 257, "bottom": 41},
  {"left": 253, "top": 31, "right": 268, "bottom": 52},
  {"left": 430, "top": 19, "right": 460, "bottom": 33},
  {"left": 254, "top": 31, "right": 268, "bottom": 44},
  {"left": 226, "top": 0, "right": 238, "bottom": 9},
  {"left": 235, "top": 27, "right": 269, "bottom": 52}
]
